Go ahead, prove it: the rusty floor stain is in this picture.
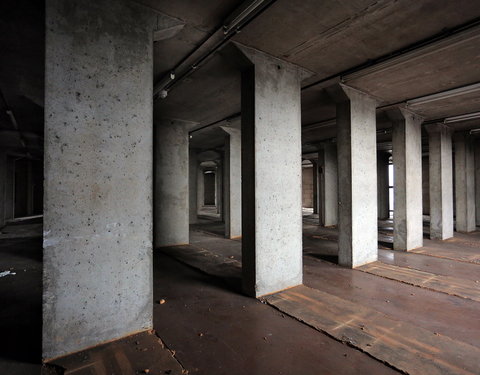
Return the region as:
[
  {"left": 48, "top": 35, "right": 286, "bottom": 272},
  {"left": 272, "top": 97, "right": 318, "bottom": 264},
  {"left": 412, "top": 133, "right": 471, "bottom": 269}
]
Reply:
[
  {"left": 358, "top": 261, "right": 480, "bottom": 302},
  {"left": 264, "top": 285, "right": 480, "bottom": 375}
]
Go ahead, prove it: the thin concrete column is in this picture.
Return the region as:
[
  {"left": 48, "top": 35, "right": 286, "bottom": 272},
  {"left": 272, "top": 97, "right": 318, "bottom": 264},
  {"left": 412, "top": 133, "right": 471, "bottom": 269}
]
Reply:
[
  {"left": 231, "top": 43, "right": 307, "bottom": 297},
  {"left": 197, "top": 166, "right": 204, "bottom": 213},
  {"left": 425, "top": 124, "right": 454, "bottom": 240},
  {"left": 330, "top": 84, "right": 378, "bottom": 268},
  {"left": 475, "top": 138, "right": 480, "bottom": 227},
  {"left": 44, "top": 0, "right": 156, "bottom": 359},
  {"left": 377, "top": 151, "right": 390, "bottom": 220},
  {"left": 454, "top": 132, "right": 476, "bottom": 232},
  {"left": 189, "top": 149, "right": 199, "bottom": 225},
  {"left": 154, "top": 119, "right": 190, "bottom": 247},
  {"left": 321, "top": 142, "right": 338, "bottom": 226},
  {"left": 390, "top": 108, "right": 423, "bottom": 251},
  {"left": 311, "top": 160, "right": 319, "bottom": 215},
  {"left": 0, "top": 151, "right": 6, "bottom": 227},
  {"left": 221, "top": 126, "right": 242, "bottom": 239},
  {"left": 215, "top": 159, "right": 223, "bottom": 219}
]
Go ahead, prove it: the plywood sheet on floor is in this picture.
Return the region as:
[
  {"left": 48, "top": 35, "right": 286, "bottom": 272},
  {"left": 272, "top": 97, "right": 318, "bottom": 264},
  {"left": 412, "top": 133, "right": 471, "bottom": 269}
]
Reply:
[{"left": 265, "top": 285, "right": 480, "bottom": 375}]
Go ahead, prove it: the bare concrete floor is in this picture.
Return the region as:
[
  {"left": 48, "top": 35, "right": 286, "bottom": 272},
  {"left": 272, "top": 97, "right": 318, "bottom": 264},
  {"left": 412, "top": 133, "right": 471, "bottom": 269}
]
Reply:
[{"left": 2, "top": 218, "right": 479, "bottom": 374}]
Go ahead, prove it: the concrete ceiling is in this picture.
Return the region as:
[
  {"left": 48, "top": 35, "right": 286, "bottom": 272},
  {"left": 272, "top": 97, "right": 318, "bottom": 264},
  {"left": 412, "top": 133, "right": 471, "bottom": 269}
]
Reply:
[{"left": 1, "top": 0, "right": 480, "bottom": 157}]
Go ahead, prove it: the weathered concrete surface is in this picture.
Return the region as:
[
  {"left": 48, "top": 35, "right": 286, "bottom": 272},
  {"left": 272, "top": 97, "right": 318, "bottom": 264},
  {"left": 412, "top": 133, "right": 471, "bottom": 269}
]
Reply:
[
  {"left": 331, "top": 84, "right": 378, "bottom": 267},
  {"left": 321, "top": 142, "right": 338, "bottom": 226},
  {"left": 426, "top": 124, "right": 454, "bottom": 240},
  {"left": 189, "top": 148, "right": 199, "bottom": 225},
  {"left": 221, "top": 126, "right": 242, "bottom": 239},
  {"left": 312, "top": 159, "right": 319, "bottom": 214},
  {"left": 454, "top": 132, "right": 476, "bottom": 232},
  {"left": 377, "top": 151, "right": 390, "bottom": 220},
  {"left": 234, "top": 43, "right": 307, "bottom": 297},
  {"left": 154, "top": 119, "right": 190, "bottom": 247},
  {"left": 390, "top": 108, "right": 423, "bottom": 251},
  {"left": 476, "top": 138, "right": 480, "bottom": 227},
  {"left": 43, "top": 0, "right": 156, "bottom": 359},
  {"left": 215, "top": 160, "right": 223, "bottom": 218}
]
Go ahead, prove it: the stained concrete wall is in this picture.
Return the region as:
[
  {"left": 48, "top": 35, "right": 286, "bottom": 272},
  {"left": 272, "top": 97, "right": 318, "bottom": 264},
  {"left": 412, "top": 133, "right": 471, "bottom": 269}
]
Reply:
[
  {"left": 43, "top": 0, "right": 156, "bottom": 359},
  {"left": 154, "top": 119, "right": 190, "bottom": 247},
  {"left": 302, "top": 166, "right": 314, "bottom": 208}
]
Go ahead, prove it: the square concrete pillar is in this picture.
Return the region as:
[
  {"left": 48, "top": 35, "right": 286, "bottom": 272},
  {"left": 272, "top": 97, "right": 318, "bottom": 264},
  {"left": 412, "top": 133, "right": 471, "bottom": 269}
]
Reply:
[
  {"left": 227, "top": 43, "right": 309, "bottom": 297},
  {"left": 221, "top": 126, "right": 242, "bottom": 239},
  {"left": 215, "top": 159, "right": 223, "bottom": 219},
  {"left": 320, "top": 142, "right": 338, "bottom": 226},
  {"left": 197, "top": 166, "right": 205, "bottom": 214},
  {"left": 312, "top": 160, "right": 319, "bottom": 215},
  {"left": 425, "top": 124, "right": 454, "bottom": 240},
  {"left": 329, "top": 84, "right": 378, "bottom": 268},
  {"left": 390, "top": 108, "right": 423, "bottom": 251},
  {"left": 475, "top": 138, "right": 480, "bottom": 227},
  {"left": 454, "top": 132, "right": 476, "bottom": 232},
  {"left": 189, "top": 148, "right": 199, "bottom": 225},
  {"left": 44, "top": 0, "right": 156, "bottom": 359},
  {"left": 154, "top": 119, "right": 191, "bottom": 247},
  {"left": 377, "top": 151, "right": 390, "bottom": 220},
  {"left": 0, "top": 151, "right": 6, "bottom": 227}
]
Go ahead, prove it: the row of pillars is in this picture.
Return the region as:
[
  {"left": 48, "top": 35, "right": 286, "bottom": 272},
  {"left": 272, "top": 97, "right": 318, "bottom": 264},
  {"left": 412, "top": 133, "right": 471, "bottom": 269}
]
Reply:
[{"left": 41, "top": 0, "right": 480, "bottom": 359}]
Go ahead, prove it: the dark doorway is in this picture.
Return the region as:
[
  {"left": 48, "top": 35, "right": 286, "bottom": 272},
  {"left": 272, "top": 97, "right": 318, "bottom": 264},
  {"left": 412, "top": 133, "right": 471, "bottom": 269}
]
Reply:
[{"left": 204, "top": 171, "right": 215, "bottom": 205}]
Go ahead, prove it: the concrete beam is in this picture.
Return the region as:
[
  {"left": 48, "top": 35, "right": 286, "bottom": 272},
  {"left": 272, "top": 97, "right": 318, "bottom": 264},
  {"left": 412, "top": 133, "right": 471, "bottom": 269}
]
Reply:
[
  {"left": 330, "top": 84, "right": 378, "bottom": 268},
  {"left": 154, "top": 119, "right": 191, "bottom": 247},
  {"left": 43, "top": 0, "right": 156, "bottom": 359},
  {"left": 390, "top": 108, "right": 423, "bottom": 251},
  {"left": 454, "top": 132, "right": 476, "bottom": 232},
  {"left": 425, "top": 123, "right": 454, "bottom": 240},
  {"left": 230, "top": 43, "right": 309, "bottom": 297},
  {"left": 221, "top": 126, "right": 242, "bottom": 239}
]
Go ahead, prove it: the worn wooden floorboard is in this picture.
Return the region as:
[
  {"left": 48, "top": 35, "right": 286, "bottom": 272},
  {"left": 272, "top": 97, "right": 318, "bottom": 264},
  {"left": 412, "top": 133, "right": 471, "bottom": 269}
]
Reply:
[
  {"left": 265, "top": 285, "right": 480, "bottom": 375},
  {"left": 358, "top": 261, "right": 480, "bottom": 302}
]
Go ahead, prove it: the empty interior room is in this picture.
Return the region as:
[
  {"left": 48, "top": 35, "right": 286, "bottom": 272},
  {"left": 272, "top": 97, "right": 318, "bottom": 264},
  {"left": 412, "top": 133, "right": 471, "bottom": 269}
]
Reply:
[{"left": 1, "top": 0, "right": 480, "bottom": 374}]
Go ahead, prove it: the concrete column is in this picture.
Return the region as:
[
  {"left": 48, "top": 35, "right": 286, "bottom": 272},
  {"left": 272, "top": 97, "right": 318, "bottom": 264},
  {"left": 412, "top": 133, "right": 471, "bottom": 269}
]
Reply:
[
  {"left": 330, "top": 84, "right": 378, "bottom": 268},
  {"left": 221, "top": 126, "right": 242, "bottom": 239},
  {"left": 475, "top": 138, "right": 480, "bottom": 227},
  {"left": 189, "top": 149, "right": 199, "bottom": 225},
  {"left": 197, "top": 166, "right": 204, "bottom": 213},
  {"left": 454, "top": 132, "right": 476, "bottom": 232},
  {"left": 154, "top": 119, "right": 190, "bottom": 247},
  {"left": 377, "top": 151, "right": 390, "bottom": 220},
  {"left": 311, "top": 160, "right": 319, "bottom": 215},
  {"left": 232, "top": 43, "right": 307, "bottom": 297},
  {"left": 4, "top": 155, "right": 14, "bottom": 221},
  {"left": 320, "top": 142, "right": 338, "bottom": 226},
  {"left": 425, "top": 124, "right": 454, "bottom": 240},
  {"left": 44, "top": 0, "right": 156, "bottom": 359},
  {"left": 390, "top": 108, "right": 423, "bottom": 251},
  {"left": 215, "top": 160, "right": 223, "bottom": 219},
  {"left": 0, "top": 151, "right": 6, "bottom": 227}
]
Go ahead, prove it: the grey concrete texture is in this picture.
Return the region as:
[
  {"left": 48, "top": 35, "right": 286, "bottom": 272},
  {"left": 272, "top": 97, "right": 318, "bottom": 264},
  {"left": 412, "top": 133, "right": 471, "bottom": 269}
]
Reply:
[
  {"left": 234, "top": 43, "right": 306, "bottom": 297},
  {"left": 221, "top": 126, "right": 242, "bottom": 239},
  {"left": 454, "top": 132, "right": 476, "bottom": 232},
  {"left": 154, "top": 119, "right": 190, "bottom": 247},
  {"left": 43, "top": 0, "right": 157, "bottom": 359},
  {"left": 334, "top": 84, "right": 378, "bottom": 268},
  {"left": 189, "top": 149, "right": 199, "bottom": 225},
  {"left": 425, "top": 124, "right": 454, "bottom": 240},
  {"left": 312, "top": 160, "right": 319, "bottom": 214},
  {"left": 197, "top": 165, "right": 205, "bottom": 213},
  {"left": 322, "top": 142, "right": 338, "bottom": 226},
  {"left": 390, "top": 108, "right": 423, "bottom": 251},
  {"left": 215, "top": 160, "right": 223, "bottom": 218},
  {"left": 377, "top": 151, "right": 390, "bottom": 220},
  {"left": 476, "top": 139, "right": 480, "bottom": 227}
]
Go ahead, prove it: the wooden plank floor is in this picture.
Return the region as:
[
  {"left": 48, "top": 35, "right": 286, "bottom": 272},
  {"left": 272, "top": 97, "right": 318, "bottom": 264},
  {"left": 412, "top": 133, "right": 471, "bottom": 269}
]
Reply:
[
  {"left": 265, "top": 285, "right": 480, "bottom": 375},
  {"left": 358, "top": 261, "right": 480, "bottom": 302}
]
